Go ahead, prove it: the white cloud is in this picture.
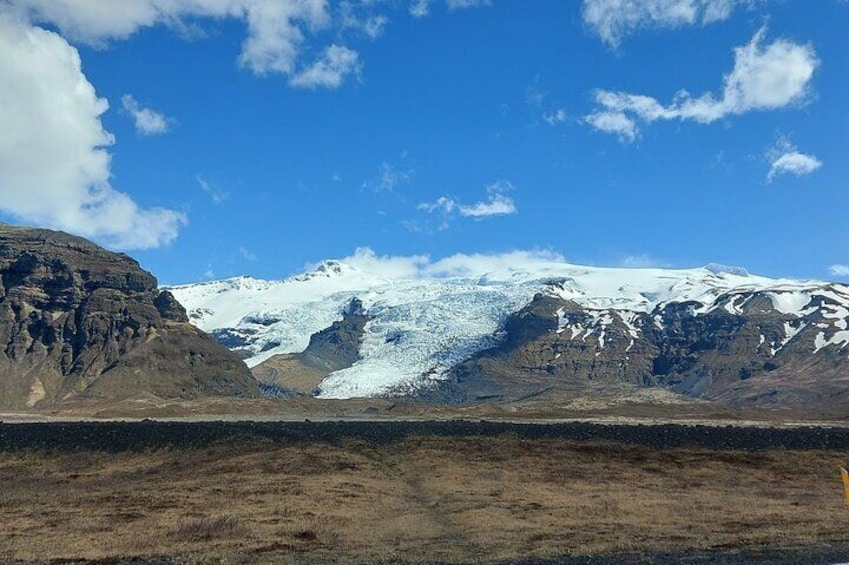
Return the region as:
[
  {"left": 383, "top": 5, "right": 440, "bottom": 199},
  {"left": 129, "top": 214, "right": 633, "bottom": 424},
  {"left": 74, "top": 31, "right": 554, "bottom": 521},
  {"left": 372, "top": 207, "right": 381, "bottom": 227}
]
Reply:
[
  {"left": 766, "top": 137, "right": 822, "bottom": 182},
  {"left": 289, "top": 44, "right": 361, "bottom": 89},
  {"left": 340, "top": 2, "right": 387, "bottom": 39},
  {"left": 583, "top": 0, "right": 752, "bottom": 47},
  {"left": 121, "top": 94, "right": 170, "bottom": 135},
  {"left": 363, "top": 162, "right": 413, "bottom": 193},
  {"left": 0, "top": 14, "right": 185, "bottom": 249},
  {"left": 409, "top": 0, "right": 491, "bottom": 17},
  {"left": 830, "top": 265, "right": 849, "bottom": 277},
  {"left": 417, "top": 180, "right": 517, "bottom": 229},
  {"left": 238, "top": 0, "right": 330, "bottom": 75},
  {"left": 459, "top": 184, "right": 517, "bottom": 218},
  {"left": 446, "top": 0, "right": 492, "bottom": 9},
  {"left": 543, "top": 109, "right": 567, "bottom": 125},
  {"left": 418, "top": 196, "right": 457, "bottom": 215},
  {"left": 6, "top": 0, "right": 351, "bottom": 83},
  {"left": 409, "top": 0, "right": 431, "bottom": 17},
  {"left": 585, "top": 27, "right": 818, "bottom": 141},
  {"left": 584, "top": 109, "right": 638, "bottom": 141},
  {"left": 314, "top": 247, "right": 565, "bottom": 279}
]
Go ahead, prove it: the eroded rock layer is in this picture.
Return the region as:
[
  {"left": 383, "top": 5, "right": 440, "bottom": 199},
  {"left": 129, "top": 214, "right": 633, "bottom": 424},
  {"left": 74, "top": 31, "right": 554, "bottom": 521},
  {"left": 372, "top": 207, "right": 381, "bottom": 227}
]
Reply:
[{"left": 0, "top": 224, "right": 259, "bottom": 409}]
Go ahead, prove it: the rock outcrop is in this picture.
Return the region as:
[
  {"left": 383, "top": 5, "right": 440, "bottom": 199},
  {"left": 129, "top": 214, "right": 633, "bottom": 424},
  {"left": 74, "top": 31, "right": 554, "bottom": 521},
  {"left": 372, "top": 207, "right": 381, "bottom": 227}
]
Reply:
[
  {"left": 252, "top": 298, "right": 370, "bottom": 395},
  {"left": 169, "top": 258, "right": 849, "bottom": 410},
  {"left": 0, "top": 224, "right": 259, "bottom": 409},
  {"left": 443, "top": 285, "right": 849, "bottom": 408}
]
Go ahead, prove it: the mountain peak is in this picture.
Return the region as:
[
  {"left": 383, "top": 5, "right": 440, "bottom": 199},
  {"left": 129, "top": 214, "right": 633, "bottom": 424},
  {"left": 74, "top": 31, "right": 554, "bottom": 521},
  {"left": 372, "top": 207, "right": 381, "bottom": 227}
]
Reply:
[{"left": 290, "top": 260, "right": 357, "bottom": 282}]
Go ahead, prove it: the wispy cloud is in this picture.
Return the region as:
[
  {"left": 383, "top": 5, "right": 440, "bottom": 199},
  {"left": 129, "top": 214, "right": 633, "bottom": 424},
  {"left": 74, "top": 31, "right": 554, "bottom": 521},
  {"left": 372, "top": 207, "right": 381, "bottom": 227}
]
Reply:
[
  {"left": 620, "top": 254, "right": 668, "bottom": 268},
  {"left": 410, "top": 0, "right": 492, "bottom": 17},
  {"left": 121, "top": 94, "right": 170, "bottom": 135},
  {"left": 290, "top": 44, "right": 362, "bottom": 89},
  {"left": 543, "top": 109, "right": 568, "bottom": 126},
  {"left": 583, "top": 0, "right": 756, "bottom": 47},
  {"left": 310, "top": 247, "right": 565, "bottom": 279},
  {"left": 458, "top": 181, "right": 518, "bottom": 218},
  {"left": 446, "top": 0, "right": 493, "bottom": 10},
  {"left": 363, "top": 162, "right": 413, "bottom": 193},
  {"left": 416, "top": 180, "right": 517, "bottom": 230},
  {"left": 238, "top": 246, "right": 258, "bottom": 262},
  {"left": 340, "top": 2, "right": 388, "bottom": 39},
  {"left": 766, "top": 137, "right": 822, "bottom": 182},
  {"left": 196, "top": 174, "right": 228, "bottom": 204},
  {"left": 585, "top": 27, "right": 818, "bottom": 142},
  {"left": 526, "top": 75, "right": 546, "bottom": 108},
  {"left": 830, "top": 265, "right": 849, "bottom": 277},
  {"left": 409, "top": 0, "right": 431, "bottom": 17}
]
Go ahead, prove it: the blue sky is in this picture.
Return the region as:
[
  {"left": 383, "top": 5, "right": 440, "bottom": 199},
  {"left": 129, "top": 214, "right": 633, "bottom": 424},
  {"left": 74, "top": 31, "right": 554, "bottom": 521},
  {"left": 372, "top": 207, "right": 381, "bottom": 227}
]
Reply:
[{"left": 0, "top": 0, "right": 847, "bottom": 284}]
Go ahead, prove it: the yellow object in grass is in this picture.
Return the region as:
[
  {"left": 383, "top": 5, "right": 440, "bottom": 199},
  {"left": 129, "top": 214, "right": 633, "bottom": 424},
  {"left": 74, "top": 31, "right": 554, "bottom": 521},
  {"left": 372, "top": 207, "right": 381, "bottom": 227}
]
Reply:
[{"left": 842, "top": 467, "right": 849, "bottom": 507}]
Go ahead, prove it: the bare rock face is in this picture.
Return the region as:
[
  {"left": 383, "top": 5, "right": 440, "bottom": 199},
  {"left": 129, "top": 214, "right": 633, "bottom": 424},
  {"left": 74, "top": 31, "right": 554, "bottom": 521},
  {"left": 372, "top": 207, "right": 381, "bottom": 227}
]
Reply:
[
  {"left": 0, "top": 224, "right": 259, "bottom": 409},
  {"left": 252, "top": 298, "right": 370, "bottom": 395},
  {"left": 443, "top": 286, "right": 849, "bottom": 409}
]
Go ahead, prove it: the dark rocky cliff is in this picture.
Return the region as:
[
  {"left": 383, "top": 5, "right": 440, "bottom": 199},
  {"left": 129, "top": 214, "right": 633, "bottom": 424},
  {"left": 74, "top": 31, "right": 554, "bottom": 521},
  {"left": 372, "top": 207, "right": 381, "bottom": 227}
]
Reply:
[
  {"left": 441, "top": 286, "right": 849, "bottom": 408},
  {"left": 251, "top": 298, "right": 370, "bottom": 395},
  {"left": 0, "top": 224, "right": 259, "bottom": 409}
]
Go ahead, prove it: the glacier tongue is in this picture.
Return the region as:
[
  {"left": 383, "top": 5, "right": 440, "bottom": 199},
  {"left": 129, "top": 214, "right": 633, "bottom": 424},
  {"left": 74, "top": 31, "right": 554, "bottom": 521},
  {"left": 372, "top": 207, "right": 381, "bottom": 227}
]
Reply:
[
  {"left": 167, "top": 254, "right": 848, "bottom": 399},
  {"left": 317, "top": 280, "right": 541, "bottom": 398}
]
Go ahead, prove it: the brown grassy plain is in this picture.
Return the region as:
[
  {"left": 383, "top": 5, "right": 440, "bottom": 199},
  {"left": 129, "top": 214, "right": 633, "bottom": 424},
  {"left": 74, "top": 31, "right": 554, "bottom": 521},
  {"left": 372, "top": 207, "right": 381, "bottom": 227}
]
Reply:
[{"left": 1, "top": 436, "right": 848, "bottom": 564}]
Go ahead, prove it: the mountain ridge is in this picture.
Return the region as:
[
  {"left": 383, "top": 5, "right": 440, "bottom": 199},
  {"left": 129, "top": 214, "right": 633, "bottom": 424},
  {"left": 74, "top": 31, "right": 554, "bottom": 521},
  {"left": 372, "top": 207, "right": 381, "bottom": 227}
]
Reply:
[
  {"left": 0, "top": 223, "right": 260, "bottom": 409},
  {"left": 168, "top": 254, "right": 849, "bottom": 408}
]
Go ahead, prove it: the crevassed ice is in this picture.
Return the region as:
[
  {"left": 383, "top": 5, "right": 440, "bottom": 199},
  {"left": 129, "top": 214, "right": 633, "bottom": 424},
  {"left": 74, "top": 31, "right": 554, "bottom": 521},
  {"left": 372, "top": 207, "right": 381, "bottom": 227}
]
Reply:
[{"left": 168, "top": 260, "right": 849, "bottom": 399}]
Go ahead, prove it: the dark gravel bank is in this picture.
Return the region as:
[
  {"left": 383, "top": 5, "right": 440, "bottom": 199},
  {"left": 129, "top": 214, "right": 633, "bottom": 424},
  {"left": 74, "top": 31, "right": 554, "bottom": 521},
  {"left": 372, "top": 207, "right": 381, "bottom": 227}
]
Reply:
[
  {"left": 5, "top": 544, "right": 849, "bottom": 565},
  {"left": 2, "top": 420, "right": 849, "bottom": 453},
  {"left": 500, "top": 544, "right": 849, "bottom": 564}
]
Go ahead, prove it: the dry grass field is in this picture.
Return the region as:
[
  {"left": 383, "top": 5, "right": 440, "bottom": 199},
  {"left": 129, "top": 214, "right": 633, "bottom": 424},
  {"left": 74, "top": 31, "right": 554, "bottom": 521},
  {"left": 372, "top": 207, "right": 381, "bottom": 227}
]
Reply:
[{"left": 2, "top": 434, "right": 849, "bottom": 564}]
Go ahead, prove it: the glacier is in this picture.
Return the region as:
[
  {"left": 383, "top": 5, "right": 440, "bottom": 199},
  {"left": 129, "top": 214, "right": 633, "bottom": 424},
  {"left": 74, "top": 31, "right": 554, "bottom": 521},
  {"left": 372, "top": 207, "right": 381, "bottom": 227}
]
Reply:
[{"left": 167, "top": 250, "right": 849, "bottom": 399}]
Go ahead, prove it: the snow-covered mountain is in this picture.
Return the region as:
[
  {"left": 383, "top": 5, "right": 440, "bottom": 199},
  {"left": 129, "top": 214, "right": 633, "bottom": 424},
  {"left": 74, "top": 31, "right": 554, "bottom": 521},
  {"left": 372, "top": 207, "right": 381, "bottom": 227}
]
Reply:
[{"left": 168, "top": 251, "right": 849, "bottom": 404}]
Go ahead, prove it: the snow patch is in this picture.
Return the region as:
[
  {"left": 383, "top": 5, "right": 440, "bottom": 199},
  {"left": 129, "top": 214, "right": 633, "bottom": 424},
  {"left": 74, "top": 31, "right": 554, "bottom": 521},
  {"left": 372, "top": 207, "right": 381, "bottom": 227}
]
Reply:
[{"left": 168, "top": 255, "right": 845, "bottom": 399}]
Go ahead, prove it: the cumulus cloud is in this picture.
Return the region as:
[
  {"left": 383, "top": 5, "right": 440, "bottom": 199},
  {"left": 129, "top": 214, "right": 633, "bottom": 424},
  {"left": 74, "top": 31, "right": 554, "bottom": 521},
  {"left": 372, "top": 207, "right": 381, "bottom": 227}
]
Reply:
[
  {"left": 583, "top": 0, "right": 753, "bottom": 47},
  {"left": 237, "top": 0, "right": 331, "bottom": 75},
  {"left": 585, "top": 27, "right": 818, "bottom": 141},
  {"left": 4, "top": 0, "right": 364, "bottom": 85},
  {"left": 0, "top": 14, "right": 185, "bottom": 249},
  {"left": 289, "top": 44, "right": 361, "bottom": 89},
  {"left": 458, "top": 182, "right": 517, "bottom": 218},
  {"left": 766, "top": 137, "right": 822, "bottom": 182},
  {"left": 417, "top": 180, "right": 517, "bottom": 230},
  {"left": 121, "top": 94, "right": 170, "bottom": 135},
  {"left": 830, "top": 265, "right": 849, "bottom": 277},
  {"left": 314, "top": 247, "right": 566, "bottom": 279}
]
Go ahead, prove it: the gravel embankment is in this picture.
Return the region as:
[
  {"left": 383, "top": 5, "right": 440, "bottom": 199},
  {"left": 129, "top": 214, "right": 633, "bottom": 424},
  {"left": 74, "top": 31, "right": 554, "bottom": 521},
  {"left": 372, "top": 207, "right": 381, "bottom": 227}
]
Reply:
[{"left": 3, "top": 419, "right": 849, "bottom": 452}]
